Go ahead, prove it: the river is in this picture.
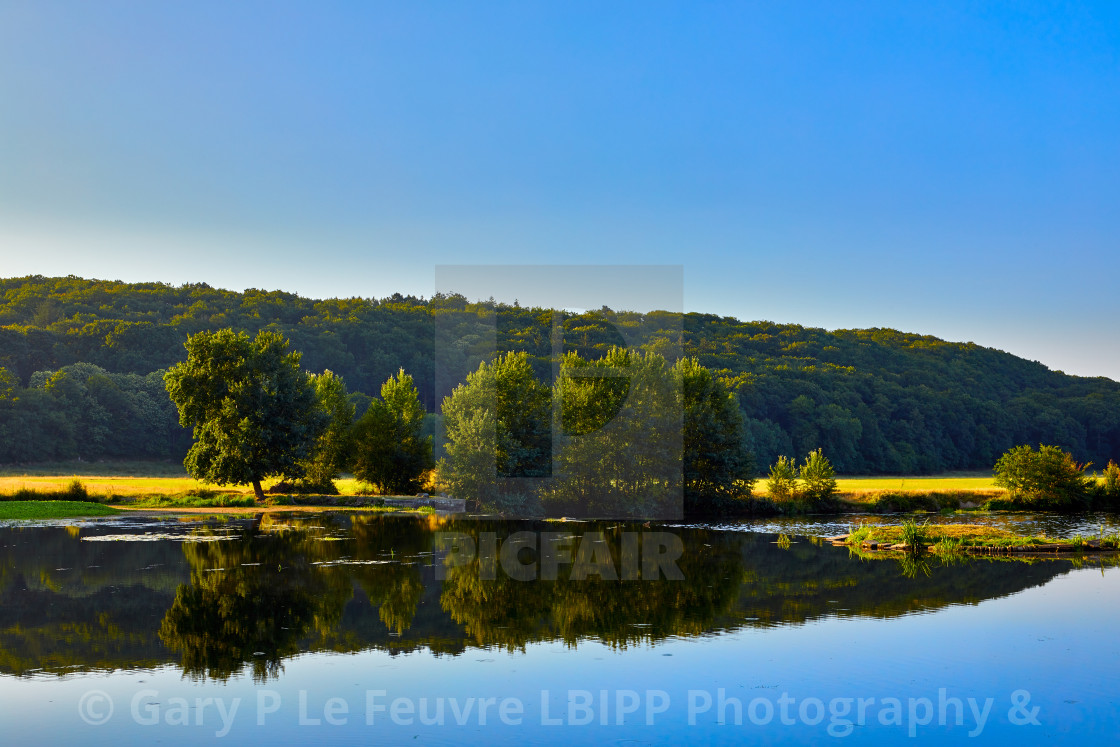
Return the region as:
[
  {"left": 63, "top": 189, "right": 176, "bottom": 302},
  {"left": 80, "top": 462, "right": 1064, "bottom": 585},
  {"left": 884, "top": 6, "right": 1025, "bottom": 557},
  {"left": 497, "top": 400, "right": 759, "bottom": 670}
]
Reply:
[{"left": 1, "top": 511, "right": 1117, "bottom": 744}]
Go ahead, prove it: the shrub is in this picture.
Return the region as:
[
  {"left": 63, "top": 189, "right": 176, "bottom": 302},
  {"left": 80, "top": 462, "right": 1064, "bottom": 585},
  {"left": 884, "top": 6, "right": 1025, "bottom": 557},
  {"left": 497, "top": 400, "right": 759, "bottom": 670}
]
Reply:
[
  {"left": 0, "top": 480, "right": 100, "bottom": 503},
  {"left": 64, "top": 479, "right": 89, "bottom": 501},
  {"left": 993, "top": 444, "right": 1092, "bottom": 509},
  {"left": 1100, "top": 461, "right": 1120, "bottom": 507},
  {"left": 798, "top": 449, "right": 837, "bottom": 503},
  {"left": 268, "top": 479, "right": 339, "bottom": 495},
  {"left": 766, "top": 456, "right": 799, "bottom": 500}
]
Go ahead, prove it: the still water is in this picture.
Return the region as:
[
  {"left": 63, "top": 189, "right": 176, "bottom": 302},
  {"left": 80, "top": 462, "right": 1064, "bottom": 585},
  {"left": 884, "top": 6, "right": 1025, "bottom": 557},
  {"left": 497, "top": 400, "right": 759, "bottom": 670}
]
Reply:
[{"left": 0, "top": 511, "right": 1117, "bottom": 744}]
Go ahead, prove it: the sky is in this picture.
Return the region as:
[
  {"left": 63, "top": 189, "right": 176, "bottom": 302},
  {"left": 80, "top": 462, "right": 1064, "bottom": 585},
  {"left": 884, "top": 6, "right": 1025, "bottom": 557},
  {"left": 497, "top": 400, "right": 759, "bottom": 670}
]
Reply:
[{"left": 1, "top": 1, "right": 1118, "bottom": 379}]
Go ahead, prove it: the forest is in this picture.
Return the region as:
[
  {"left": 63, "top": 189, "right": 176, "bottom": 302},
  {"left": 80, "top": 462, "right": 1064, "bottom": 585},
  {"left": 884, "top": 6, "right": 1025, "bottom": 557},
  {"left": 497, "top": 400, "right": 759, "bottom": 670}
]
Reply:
[{"left": 1, "top": 275, "right": 1118, "bottom": 474}]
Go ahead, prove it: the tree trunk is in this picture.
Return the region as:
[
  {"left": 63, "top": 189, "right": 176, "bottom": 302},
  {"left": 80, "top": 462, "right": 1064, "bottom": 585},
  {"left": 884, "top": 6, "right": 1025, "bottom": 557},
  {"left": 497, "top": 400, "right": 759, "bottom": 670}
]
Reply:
[{"left": 252, "top": 478, "right": 265, "bottom": 501}]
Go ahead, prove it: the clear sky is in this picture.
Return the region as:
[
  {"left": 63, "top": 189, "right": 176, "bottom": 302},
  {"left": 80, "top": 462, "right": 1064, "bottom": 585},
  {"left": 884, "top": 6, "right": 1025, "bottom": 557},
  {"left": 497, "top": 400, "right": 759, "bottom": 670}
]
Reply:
[{"left": 1, "top": 1, "right": 1118, "bottom": 379}]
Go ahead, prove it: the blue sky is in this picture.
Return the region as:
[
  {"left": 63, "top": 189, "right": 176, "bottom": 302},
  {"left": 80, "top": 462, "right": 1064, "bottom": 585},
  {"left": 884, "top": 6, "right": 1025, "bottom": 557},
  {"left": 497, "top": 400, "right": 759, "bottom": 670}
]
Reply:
[{"left": 1, "top": 1, "right": 1118, "bottom": 378}]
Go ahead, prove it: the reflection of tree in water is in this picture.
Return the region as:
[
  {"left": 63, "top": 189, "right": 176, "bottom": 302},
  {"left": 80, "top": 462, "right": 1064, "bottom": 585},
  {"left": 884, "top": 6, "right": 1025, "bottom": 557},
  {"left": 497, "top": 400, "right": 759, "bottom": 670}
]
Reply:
[
  {"left": 329, "top": 514, "right": 431, "bottom": 635},
  {"left": 158, "top": 519, "right": 352, "bottom": 682},
  {"left": 437, "top": 521, "right": 746, "bottom": 651},
  {"left": 158, "top": 514, "right": 435, "bottom": 681},
  {"left": 13, "top": 516, "right": 1112, "bottom": 679}
]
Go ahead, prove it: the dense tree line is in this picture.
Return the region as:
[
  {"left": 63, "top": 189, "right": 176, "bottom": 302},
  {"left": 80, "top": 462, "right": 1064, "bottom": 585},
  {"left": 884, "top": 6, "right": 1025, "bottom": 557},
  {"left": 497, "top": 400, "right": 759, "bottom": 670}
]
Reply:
[
  {"left": 2, "top": 275, "right": 1119, "bottom": 473},
  {"left": 440, "top": 349, "right": 754, "bottom": 516},
  {"left": 0, "top": 362, "right": 190, "bottom": 463},
  {"left": 163, "top": 329, "right": 433, "bottom": 497}
]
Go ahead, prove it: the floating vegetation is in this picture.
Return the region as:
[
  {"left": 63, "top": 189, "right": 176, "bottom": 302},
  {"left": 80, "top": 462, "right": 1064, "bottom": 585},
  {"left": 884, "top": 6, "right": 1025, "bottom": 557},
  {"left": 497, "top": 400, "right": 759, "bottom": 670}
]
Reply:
[{"left": 82, "top": 532, "right": 236, "bottom": 543}]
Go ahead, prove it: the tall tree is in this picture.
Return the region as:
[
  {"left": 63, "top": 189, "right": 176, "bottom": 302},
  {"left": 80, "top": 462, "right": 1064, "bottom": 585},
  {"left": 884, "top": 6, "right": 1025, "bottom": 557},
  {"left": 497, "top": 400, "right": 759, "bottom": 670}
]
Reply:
[
  {"left": 301, "top": 370, "right": 355, "bottom": 490},
  {"left": 351, "top": 369, "right": 433, "bottom": 495},
  {"left": 676, "top": 357, "right": 754, "bottom": 513},
  {"left": 164, "top": 330, "right": 326, "bottom": 499},
  {"left": 550, "top": 348, "right": 681, "bottom": 517},
  {"left": 439, "top": 352, "right": 551, "bottom": 512}
]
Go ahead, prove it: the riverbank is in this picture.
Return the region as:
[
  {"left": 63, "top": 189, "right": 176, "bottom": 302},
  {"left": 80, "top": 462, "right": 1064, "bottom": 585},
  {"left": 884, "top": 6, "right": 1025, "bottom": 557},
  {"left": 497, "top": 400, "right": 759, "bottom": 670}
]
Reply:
[{"left": 0, "top": 501, "right": 121, "bottom": 520}]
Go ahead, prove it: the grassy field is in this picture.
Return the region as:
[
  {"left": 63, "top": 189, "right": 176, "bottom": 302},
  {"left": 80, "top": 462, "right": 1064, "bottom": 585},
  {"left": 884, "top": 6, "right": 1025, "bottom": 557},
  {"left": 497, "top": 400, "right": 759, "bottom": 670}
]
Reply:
[
  {"left": 0, "top": 461, "right": 1011, "bottom": 501},
  {"left": 834, "top": 475, "right": 1000, "bottom": 494},
  {"left": 750, "top": 473, "right": 1002, "bottom": 497},
  {"left": 0, "top": 460, "right": 191, "bottom": 478},
  {"left": 0, "top": 501, "right": 121, "bottom": 520},
  {"left": 0, "top": 468, "right": 375, "bottom": 499}
]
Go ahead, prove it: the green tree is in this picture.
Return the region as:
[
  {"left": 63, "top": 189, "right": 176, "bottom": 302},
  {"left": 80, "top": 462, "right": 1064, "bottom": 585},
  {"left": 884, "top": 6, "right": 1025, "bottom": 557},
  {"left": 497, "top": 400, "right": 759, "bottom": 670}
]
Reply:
[
  {"left": 766, "top": 456, "right": 798, "bottom": 501},
  {"left": 993, "top": 444, "right": 1092, "bottom": 509},
  {"left": 439, "top": 352, "right": 551, "bottom": 512},
  {"left": 549, "top": 348, "right": 681, "bottom": 518},
  {"left": 0, "top": 367, "right": 16, "bottom": 401},
  {"left": 1102, "top": 460, "right": 1120, "bottom": 505},
  {"left": 352, "top": 369, "right": 433, "bottom": 495},
  {"left": 164, "top": 330, "right": 326, "bottom": 500},
  {"left": 798, "top": 448, "right": 837, "bottom": 503},
  {"left": 676, "top": 357, "right": 754, "bottom": 513},
  {"left": 300, "top": 370, "right": 355, "bottom": 491}
]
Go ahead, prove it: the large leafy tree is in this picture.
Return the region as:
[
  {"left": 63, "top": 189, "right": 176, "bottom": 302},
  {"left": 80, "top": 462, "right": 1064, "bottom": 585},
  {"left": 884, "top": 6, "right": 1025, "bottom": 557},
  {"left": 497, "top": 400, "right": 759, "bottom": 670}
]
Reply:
[
  {"left": 993, "top": 443, "right": 1092, "bottom": 508},
  {"left": 164, "top": 330, "right": 326, "bottom": 500},
  {"left": 351, "top": 369, "right": 433, "bottom": 495}
]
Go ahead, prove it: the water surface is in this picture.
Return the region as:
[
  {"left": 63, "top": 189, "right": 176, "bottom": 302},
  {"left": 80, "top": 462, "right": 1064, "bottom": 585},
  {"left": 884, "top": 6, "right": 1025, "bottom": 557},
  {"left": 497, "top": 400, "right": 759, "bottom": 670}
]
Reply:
[{"left": 1, "top": 512, "right": 1116, "bottom": 743}]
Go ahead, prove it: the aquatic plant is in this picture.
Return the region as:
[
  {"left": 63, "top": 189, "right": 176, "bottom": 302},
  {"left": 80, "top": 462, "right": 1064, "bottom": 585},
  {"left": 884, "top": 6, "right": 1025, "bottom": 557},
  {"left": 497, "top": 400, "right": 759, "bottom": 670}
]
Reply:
[
  {"left": 847, "top": 521, "right": 872, "bottom": 547},
  {"left": 933, "top": 536, "right": 963, "bottom": 553},
  {"left": 899, "top": 518, "right": 929, "bottom": 549}
]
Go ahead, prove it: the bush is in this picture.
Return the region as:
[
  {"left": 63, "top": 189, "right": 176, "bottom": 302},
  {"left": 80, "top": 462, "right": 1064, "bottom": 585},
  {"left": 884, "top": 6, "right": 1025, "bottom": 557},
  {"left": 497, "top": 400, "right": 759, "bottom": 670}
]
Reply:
[
  {"left": 799, "top": 449, "right": 837, "bottom": 502},
  {"left": 1100, "top": 461, "right": 1120, "bottom": 508},
  {"left": 993, "top": 444, "right": 1091, "bottom": 509},
  {"left": 268, "top": 479, "right": 338, "bottom": 495},
  {"left": 766, "top": 456, "right": 799, "bottom": 500},
  {"left": 63, "top": 479, "right": 89, "bottom": 501},
  {"left": 0, "top": 479, "right": 101, "bottom": 503}
]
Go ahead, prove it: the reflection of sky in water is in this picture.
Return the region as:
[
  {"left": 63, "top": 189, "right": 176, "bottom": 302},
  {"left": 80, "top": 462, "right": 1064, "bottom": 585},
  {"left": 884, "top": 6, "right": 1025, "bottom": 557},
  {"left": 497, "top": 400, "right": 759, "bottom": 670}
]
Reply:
[{"left": 0, "top": 514, "right": 1117, "bottom": 743}]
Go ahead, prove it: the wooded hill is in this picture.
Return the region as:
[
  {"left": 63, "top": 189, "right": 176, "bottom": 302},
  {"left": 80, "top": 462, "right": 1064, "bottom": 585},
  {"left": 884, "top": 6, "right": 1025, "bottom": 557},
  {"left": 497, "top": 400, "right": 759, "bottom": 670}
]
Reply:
[{"left": 1, "top": 275, "right": 1117, "bottom": 473}]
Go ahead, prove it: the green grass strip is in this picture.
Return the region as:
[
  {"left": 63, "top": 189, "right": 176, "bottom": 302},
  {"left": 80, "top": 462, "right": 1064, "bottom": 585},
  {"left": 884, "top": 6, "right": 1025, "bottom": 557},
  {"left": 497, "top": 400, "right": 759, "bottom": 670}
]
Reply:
[{"left": 0, "top": 501, "right": 121, "bottom": 520}]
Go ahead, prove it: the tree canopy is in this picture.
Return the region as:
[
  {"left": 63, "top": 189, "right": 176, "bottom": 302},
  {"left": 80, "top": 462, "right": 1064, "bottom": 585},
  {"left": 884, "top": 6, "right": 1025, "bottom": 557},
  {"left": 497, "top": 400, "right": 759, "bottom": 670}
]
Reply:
[
  {"left": 439, "top": 351, "right": 552, "bottom": 513},
  {"left": 992, "top": 443, "right": 1092, "bottom": 509},
  {"left": 164, "top": 330, "right": 326, "bottom": 499},
  {"left": 351, "top": 369, "right": 434, "bottom": 495}
]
